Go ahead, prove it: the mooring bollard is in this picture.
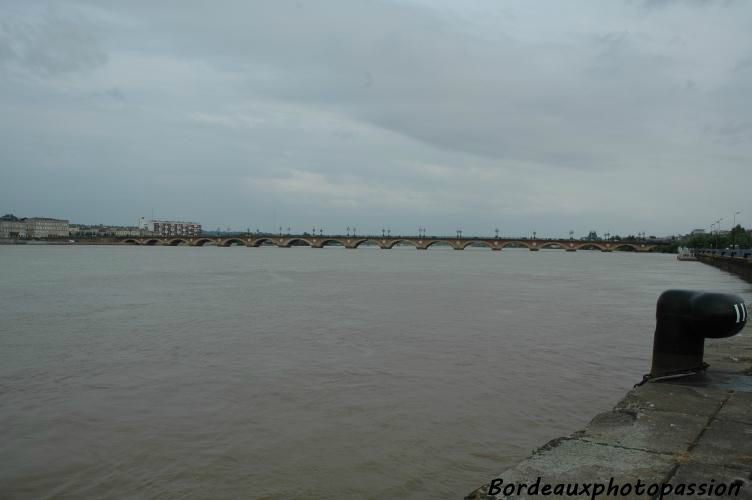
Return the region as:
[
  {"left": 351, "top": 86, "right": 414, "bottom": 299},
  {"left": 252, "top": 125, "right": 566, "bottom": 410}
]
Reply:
[{"left": 649, "top": 290, "right": 748, "bottom": 379}]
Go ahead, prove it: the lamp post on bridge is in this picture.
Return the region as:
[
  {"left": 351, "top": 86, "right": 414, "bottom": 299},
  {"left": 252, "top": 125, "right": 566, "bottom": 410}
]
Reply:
[
  {"left": 381, "top": 228, "right": 385, "bottom": 238},
  {"left": 456, "top": 229, "right": 462, "bottom": 239},
  {"left": 353, "top": 227, "right": 357, "bottom": 237},
  {"left": 346, "top": 226, "right": 350, "bottom": 237},
  {"left": 495, "top": 228, "right": 499, "bottom": 239},
  {"left": 387, "top": 229, "right": 391, "bottom": 237},
  {"left": 533, "top": 231, "right": 537, "bottom": 240}
]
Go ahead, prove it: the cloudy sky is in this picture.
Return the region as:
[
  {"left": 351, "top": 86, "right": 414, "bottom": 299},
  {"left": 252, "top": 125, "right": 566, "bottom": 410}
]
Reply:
[{"left": 1, "top": 0, "right": 750, "bottom": 237}]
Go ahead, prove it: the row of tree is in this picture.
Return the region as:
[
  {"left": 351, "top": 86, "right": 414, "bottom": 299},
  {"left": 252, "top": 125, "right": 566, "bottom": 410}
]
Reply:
[{"left": 682, "top": 225, "right": 750, "bottom": 250}]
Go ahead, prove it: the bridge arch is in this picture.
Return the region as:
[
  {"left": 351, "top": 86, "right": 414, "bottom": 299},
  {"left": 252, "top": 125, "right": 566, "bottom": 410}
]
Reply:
[
  {"left": 122, "top": 239, "right": 140, "bottom": 245},
  {"left": 540, "top": 242, "right": 566, "bottom": 250},
  {"left": 612, "top": 244, "right": 638, "bottom": 252},
  {"left": 220, "top": 238, "right": 247, "bottom": 247},
  {"left": 500, "top": 240, "right": 532, "bottom": 249},
  {"left": 283, "top": 238, "right": 313, "bottom": 248},
  {"left": 424, "top": 240, "right": 454, "bottom": 249},
  {"left": 352, "top": 239, "right": 383, "bottom": 248},
  {"left": 143, "top": 239, "right": 161, "bottom": 246},
  {"left": 319, "top": 239, "right": 346, "bottom": 247},
  {"left": 386, "top": 239, "right": 418, "bottom": 249},
  {"left": 166, "top": 238, "right": 191, "bottom": 246},
  {"left": 192, "top": 238, "right": 216, "bottom": 247},
  {"left": 577, "top": 243, "right": 606, "bottom": 251},
  {"left": 252, "top": 238, "right": 279, "bottom": 247},
  {"left": 461, "top": 240, "right": 493, "bottom": 249}
]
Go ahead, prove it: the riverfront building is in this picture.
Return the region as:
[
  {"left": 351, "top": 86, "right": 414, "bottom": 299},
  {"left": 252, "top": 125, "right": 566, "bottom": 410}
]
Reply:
[
  {"left": 138, "top": 218, "right": 201, "bottom": 237},
  {"left": 26, "top": 218, "right": 71, "bottom": 238},
  {"left": 0, "top": 214, "right": 26, "bottom": 238},
  {"left": 70, "top": 225, "right": 143, "bottom": 238},
  {"left": 0, "top": 214, "right": 69, "bottom": 239}
]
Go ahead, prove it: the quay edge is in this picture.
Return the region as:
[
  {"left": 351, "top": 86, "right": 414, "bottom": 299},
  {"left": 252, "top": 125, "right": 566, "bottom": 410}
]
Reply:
[
  {"left": 466, "top": 323, "right": 752, "bottom": 499},
  {"left": 696, "top": 253, "right": 752, "bottom": 283}
]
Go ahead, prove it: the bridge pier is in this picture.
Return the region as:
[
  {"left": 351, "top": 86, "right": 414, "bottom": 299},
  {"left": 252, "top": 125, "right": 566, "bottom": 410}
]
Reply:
[
  {"left": 529, "top": 248, "right": 539, "bottom": 251},
  {"left": 566, "top": 249, "right": 576, "bottom": 252}
]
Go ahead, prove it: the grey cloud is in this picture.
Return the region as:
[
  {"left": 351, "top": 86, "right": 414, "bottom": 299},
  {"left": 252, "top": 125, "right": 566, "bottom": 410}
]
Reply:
[
  {"left": 634, "top": 0, "right": 738, "bottom": 9},
  {"left": 0, "top": 7, "right": 106, "bottom": 76},
  {"left": 104, "top": 0, "right": 738, "bottom": 172}
]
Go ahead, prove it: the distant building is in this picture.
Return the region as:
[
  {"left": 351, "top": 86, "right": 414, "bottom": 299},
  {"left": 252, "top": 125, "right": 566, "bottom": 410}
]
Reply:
[
  {"left": 139, "top": 218, "right": 201, "bottom": 237},
  {"left": 113, "top": 227, "right": 142, "bottom": 237},
  {"left": 0, "top": 214, "right": 26, "bottom": 239},
  {"left": 25, "top": 217, "right": 70, "bottom": 238},
  {"left": 0, "top": 214, "right": 69, "bottom": 239},
  {"left": 70, "top": 224, "right": 148, "bottom": 238},
  {"left": 69, "top": 225, "right": 96, "bottom": 238}
]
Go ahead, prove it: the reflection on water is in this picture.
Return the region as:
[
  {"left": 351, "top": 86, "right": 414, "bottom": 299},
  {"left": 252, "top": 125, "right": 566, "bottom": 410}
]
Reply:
[{"left": 0, "top": 246, "right": 749, "bottom": 498}]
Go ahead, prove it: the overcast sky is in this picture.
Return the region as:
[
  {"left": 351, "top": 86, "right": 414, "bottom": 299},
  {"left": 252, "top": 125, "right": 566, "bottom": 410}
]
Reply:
[{"left": 1, "top": 0, "right": 750, "bottom": 237}]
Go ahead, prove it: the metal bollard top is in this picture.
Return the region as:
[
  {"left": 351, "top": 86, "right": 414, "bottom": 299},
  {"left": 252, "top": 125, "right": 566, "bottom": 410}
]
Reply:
[
  {"left": 656, "top": 289, "right": 747, "bottom": 339},
  {"left": 647, "top": 290, "right": 748, "bottom": 380}
]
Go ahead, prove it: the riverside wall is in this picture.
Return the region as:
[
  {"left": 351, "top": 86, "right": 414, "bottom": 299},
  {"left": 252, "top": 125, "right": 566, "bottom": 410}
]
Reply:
[
  {"left": 697, "top": 254, "right": 752, "bottom": 284},
  {"left": 466, "top": 322, "right": 752, "bottom": 499}
]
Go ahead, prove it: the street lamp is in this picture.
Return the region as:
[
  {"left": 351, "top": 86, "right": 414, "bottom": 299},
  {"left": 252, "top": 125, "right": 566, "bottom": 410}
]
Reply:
[
  {"left": 714, "top": 219, "right": 722, "bottom": 248},
  {"left": 732, "top": 211, "right": 741, "bottom": 248},
  {"left": 346, "top": 226, "right": 350, "bottom": 237},
  {"left": 533, "top": 231, "right": 537, "bottom": 240},
  {"left": 353, "top": 227, "right": 357, "bottom": 237},
  {"left": 382, "top": 228, "right": 385, "bottom": 237},
  {"left": 495, "top": 228, "right": 499, "bottom": 239}
]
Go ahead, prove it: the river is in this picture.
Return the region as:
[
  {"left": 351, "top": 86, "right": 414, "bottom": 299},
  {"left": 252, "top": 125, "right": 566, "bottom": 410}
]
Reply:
[{"left": 1, "top": 245, "right": 749, "bottom": 499}]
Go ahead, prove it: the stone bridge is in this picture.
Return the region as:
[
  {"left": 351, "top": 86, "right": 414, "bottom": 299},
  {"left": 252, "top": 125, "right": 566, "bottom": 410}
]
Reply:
[{"left": 117, "top": 235, "right": 661, "bottom": 252}]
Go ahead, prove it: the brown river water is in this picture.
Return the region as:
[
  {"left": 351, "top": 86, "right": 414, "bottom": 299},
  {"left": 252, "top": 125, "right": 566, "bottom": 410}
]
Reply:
[{"left": 1, "top": 245, "right": 750, "bottom": 499}]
